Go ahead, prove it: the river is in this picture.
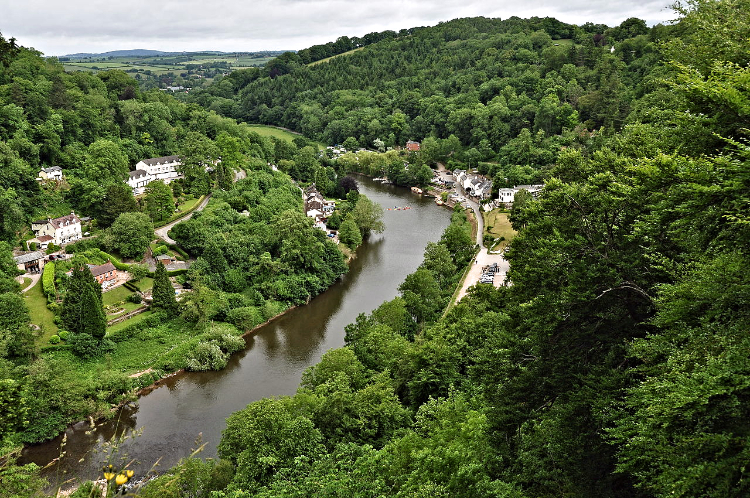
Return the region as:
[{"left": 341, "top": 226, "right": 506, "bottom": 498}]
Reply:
[{"left": 20, "top": 176, "right": 451, "bottom": 488}]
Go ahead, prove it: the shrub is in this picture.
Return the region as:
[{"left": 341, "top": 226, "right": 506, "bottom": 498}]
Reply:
[
  {"left": 46, "top": 302, "right": 59, "bottom": 313},
  {"left": 58, "top": 330, "right": 69, "bottom": 340},
  {"left": 128, "top": 263, "right": 149, "bottom": 282},
  {"left": 64, "top": 237, "right": 102, "bottom": 253},
  {"left": 185, "top": 342, "right": 228, "bottom": 371},
  {"left": 152, "top": 245, "right": 168, "bottom": 256},
  {"left": 127, "top": 293, "right": 143, "bottom": 304},
  {"left": 42, "top": 262, "right": 55, "bottom": 297},
  {"left": 48, "top": 335, "right": 61, "bottom": 344},
  {"left": 204, "top": 323, "right": 245, "bottom": 354},
  {"left": 69, "top": 333, "right": 101, "bottom": 359},
  {"left": 227, "top": 306, "right": 264, "bottom": 331}
]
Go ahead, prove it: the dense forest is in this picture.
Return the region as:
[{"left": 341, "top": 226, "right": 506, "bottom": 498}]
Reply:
[{"left": 3, "top": 0, "right": 750, "bottom": 496}]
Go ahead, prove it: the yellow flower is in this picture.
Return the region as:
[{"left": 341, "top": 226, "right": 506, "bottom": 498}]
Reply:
[
  {"left": 103, "top": 472, "right": 115, "bottom": 480},
  {"left": 115, "top": 473, "right": 128, "bottom": 486},
  {"left": 126, "top": 470, "right": 134, "bottom": 478}
]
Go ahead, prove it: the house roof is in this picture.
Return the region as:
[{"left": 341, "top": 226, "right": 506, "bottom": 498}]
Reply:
[
  {"left": 49, "top": 214, "right": 80, "bottom": 230},
  {"left": 13, "top": 251, "right": 45, "bottom": 264},
  {"left": 41, "top": 166, "right": 62, "bottom": 173},
  {"left": 156, "top": 254, "right": 172, "bottom": 261},
  {"left": 90, "top": 262, "right": 116, "bottom": 277},
  {"left": 35, "top": 235, "right": 54, "bottom": 242},
  {"left": 141, "top": 155, "right": 180, "bottom": 166},
  {"left": 129, "top": 169, "right": 149, "bottom": 179}
]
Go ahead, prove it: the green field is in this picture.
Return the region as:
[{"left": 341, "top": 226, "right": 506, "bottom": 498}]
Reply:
[
  {"left": 309, "top": 47, "right": 365, "bottom": 66},
  {"left": 483, "top": 210, "right": 516, "bottom": 250},
  {"left": 246, "top": 125, "right": 325, "bottom": 149},
  {"left": 24, "top": 279, "right": 58, "bottom": 343}
]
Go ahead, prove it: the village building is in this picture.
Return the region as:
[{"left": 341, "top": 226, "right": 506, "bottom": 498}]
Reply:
[
  {"left": 37, "top": 166, "right": 63, "bottom": 182},
  {"left": 497, "top": 184, "right": 544, "bottom": 206},
  {"left": 27, "top": 234, "right": 54, "bottom": 250},
  {"left": 90, "top": 261, "right": 118, "bottom": 285},
  {"left": 405, "top": 140, "right": 421, "bottom": 152},
  {"left": 126, "top": 155, "right": 183, "bottom": 195},
  {"left": 31, "top": 212, "right": 82, "bottom": 246},
  {"left": 13, "top": 251, "right": 45, "bottom": 273}
]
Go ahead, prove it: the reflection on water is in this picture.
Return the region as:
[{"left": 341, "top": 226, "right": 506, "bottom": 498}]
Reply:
[{"left": 21, "top": 177, "right": 451, "bottom": 486}]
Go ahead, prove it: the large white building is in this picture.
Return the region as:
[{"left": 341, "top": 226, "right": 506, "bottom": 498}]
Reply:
[
  {"left": 30, "top": 212, "right": 82, "bottom": 246},
  {"left": 497, "top": 184, "right": 544, "bottom": 206},
  {"left": 126, "top": 155, "right": 182, "bottom": 195}
]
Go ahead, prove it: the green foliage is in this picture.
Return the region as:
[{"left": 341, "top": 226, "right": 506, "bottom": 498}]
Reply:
[
  {"left": 48, "top": 334, "right": 60, "bottom": 344},
  {"left": 144, "top": 179, "right": 175, "bottom": 222},
  {"left": 151, "top": 261, "right": 178, "bottom": 315},
  {"left": 338, "top": 215, "right": 362, "bottom": 249},
  {"left": 104, "top": 211, "right": 154, "bottom": 260},
  {"left": 41, "top": 261, "right": 55, "bottom": 297}
]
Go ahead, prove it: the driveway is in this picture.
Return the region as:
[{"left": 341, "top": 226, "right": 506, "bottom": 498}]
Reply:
[
  {"left": 18, "top": 272, "right": 41, "bottom": 293},
  {"left": 453, "top": 187, "right": 510, "bottom": 303},
  {"left": 155, "top": 194, "right": 211, "bottom": 244}
]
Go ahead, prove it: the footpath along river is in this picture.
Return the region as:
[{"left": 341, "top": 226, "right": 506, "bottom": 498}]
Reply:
[{"left": 20, "top": 176, "right": 452, "bottom": 488}]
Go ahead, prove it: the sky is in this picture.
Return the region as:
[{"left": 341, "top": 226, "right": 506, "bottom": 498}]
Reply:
[{"left": 1, "top": 0, "right": 676, "bottom": 57}]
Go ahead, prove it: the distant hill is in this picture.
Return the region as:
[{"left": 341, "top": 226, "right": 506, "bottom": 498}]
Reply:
[
  {"left": 63, "top": 49, "right": 172, "bottom": 59},
  {"left": 61, "top": 49, "right": 292, "bottom": 59}
]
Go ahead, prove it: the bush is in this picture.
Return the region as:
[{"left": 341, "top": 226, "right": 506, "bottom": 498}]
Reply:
[
  {"left": 152, "top": 244, "right": 168, "bottom": 256},
  {"left": 42, "top": 262, "right": 55, "bottom": 297},
  {"left": 64, "top": 237, "right": 102, "bottom": 253},
  {"left": 49, "top": 335, "right": 61, "bottom": 344},
  {"left": 46, "top": 301, "right": 59, "bottom": 313},
  {"left": 127, "top": 293, "right": 143, "bottom": 304},
  {"left": 185, "top": 341, "right": 228, "bottom": 371},
  {"left": 69, "top": 333, "right": 101, "bottom": 359},
  {"left": 128, "top": 263, "right": 148, "bottom": 282},
  {"left": 227, "top": 306, "right": 264, "bottom": 331},
  {"left": 58, "top": 330, "right": 69, "bottom": 340}
]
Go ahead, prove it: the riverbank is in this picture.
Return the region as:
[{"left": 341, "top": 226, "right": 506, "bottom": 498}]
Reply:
[{"left": 19, "top": 176, "right": 453, "bottom": 488}]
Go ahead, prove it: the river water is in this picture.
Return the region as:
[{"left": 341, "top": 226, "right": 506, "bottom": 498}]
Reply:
[{"left": 21, "top": 176, "right": 451, "bottom": 488}]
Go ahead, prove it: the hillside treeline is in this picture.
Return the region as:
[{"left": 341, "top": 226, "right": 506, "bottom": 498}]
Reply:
[{"left": 189, "top": 14, "right": 658, "bottom": 175}]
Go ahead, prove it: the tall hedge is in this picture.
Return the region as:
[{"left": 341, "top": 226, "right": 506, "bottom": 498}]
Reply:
[{"left": 42, "top": 262, "right": 55, "bottom": 297}]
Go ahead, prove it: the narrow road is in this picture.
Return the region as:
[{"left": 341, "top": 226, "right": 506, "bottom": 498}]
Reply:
[
  {"left": 154, "top": 169, "right": 244, "bottom": 244},
  {"left": 454, "top": 186, "right": 509, "bottom": 303},
  {"left": 155, "top": 194, "right": 211, "bottom": 244}
]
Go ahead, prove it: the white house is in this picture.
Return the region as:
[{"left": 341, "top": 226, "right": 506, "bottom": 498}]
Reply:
[
  {"left": 37, "top": 166, "right": 63, "bottom": 182},
  {"left": 497, "top": 184, "right": 544, "bottom": 206},
  {"left": 31, "top": 212, "right": 82, "bottom": 246},
  {"left": 126, "top": 155, "right": 183, "bottom": 195}
]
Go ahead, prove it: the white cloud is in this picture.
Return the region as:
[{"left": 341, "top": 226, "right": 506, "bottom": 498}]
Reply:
[{"left": 0, "top": 0, "right": 676, "bottom": 56}]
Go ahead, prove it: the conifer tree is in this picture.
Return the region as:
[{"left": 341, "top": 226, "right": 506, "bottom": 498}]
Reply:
[
  {"left": 79, "top": 285, "right": 106, "bottom": 339},
  {"left": 151, "top": 261, "right": 178, "bottom": 315},
  {"left": 61, "top": 265, "right": 103, "bottom": 335}
]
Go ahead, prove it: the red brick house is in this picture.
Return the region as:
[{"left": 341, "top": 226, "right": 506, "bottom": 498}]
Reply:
[
  {"left": 90, "top": 261, "right": 117, "bottom": 285},
  {"left": 406, "top": 140, "right": 421, "bottom": 152}
]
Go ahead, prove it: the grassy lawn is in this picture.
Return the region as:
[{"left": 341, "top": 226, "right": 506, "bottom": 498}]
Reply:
[
  {"left": 24, "top": 279, "right": 58, "bottom": 343},
  {"left": 103, "top": 285, "right": 138, "bottom": 307},
  {"left": 246, "top": 125, "right": 325, "bottom": 149},
  {"left": 483, "top": 210, "right": 516, "bottom": 250},
  {"left": 309, "top": 47, "right": 365, "bottom": 66},
  {"left": 176, "top": 196, "right": 202, "bottom": 214},
  {"left": 106, "top": 310, "right": 153, "bottom": 335},
  {"left": 19, "top": 277, "right": 32, "bottom": 290}
]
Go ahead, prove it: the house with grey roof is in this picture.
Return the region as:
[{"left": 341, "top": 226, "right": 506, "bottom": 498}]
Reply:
[
  {"left": 31, "top": 212, "right": 82, "bottom": 246},
  {"left": 13, "top": 251, "right": 45, "bottom": 273},
  {"left": 37, "top": 166, "right": 63, "bottom": 182},
  {"left": 126, "top": 155, "right": 183, "bottom": 195}
]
